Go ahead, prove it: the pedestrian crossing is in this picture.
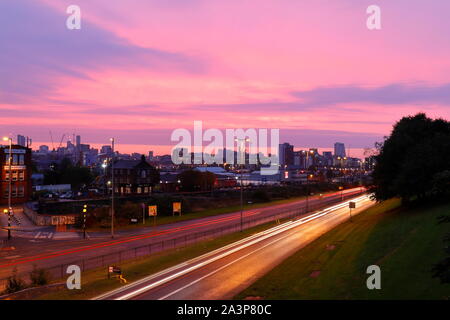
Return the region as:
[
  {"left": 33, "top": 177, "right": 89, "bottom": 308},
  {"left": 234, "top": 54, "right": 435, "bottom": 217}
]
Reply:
[{"left": 33, "top": 231, "right": 54, "bottom": 239}]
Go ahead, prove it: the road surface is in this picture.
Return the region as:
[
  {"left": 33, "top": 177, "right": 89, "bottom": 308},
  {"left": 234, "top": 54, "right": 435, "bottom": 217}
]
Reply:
[
  {"left": 96, "top": 194, "right": 374, "bottom": 300},
  {"left": 0, "top": 188, "right": 363, "bottom": 283}
]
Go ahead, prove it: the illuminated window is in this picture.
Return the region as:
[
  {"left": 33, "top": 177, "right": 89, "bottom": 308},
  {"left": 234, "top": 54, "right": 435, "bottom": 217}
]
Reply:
[{"left": 18, "top": 186, "right": 24, "bottom": 198}]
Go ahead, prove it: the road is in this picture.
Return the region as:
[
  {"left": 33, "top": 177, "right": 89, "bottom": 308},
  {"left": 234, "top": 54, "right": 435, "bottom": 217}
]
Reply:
[
  {"left": 0, "top": 188, "right": 363, "bottom": 282},
  {"left": 96, "top": 194, "right": 374, "bottom": 300}
]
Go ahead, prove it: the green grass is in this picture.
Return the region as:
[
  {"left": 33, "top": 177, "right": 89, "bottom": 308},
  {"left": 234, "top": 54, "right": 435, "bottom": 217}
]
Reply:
[
  {"left": 235, "top": 199, "right": 450, "bottom": 300},
  {"left": 35, "top": 220, "right": 283, "bottom": 300}
]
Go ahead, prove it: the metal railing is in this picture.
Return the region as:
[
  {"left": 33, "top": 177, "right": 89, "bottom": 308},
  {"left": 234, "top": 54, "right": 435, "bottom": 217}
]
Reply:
[{"left": 0, "top": 191, "right": 365, "bottom": 292}]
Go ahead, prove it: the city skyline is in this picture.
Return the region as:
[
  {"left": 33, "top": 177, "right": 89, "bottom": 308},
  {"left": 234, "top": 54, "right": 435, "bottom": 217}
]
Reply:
[
  {"left": 2, "top": 0, "right": 450, "bottom": 156},
  {"left": 6, "top": 133, "right": 367, "bottom": 160}
]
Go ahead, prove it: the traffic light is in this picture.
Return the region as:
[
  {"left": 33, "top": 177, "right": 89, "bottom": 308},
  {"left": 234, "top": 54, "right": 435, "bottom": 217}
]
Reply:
[{"left": 82, "top": 204, "right": 88, "bottom": 239}]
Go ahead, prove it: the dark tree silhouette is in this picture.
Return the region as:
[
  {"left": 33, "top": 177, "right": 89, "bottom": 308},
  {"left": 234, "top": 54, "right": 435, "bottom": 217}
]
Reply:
[{"left": 370, "top": 113, "right": 450, "bottom": 202}]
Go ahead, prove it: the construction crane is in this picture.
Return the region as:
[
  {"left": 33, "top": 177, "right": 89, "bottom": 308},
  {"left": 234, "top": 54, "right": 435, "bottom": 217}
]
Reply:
[
  {"left": 49, "top": 130, "right": 55, "bottom": 151},
  {"left": 58, "top": 134, "right": 66, "bottom": 149}
]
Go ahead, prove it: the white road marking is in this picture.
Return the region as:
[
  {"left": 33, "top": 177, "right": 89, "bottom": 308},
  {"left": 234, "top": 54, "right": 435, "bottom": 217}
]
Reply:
[
  {"left": 158, "top": 228, "right": 302, "bottom": 300},
  {"left": 112, "top": 195, "right": 370, "bottom": 300},
  {"left": 158, "top": 197, "right": 372, "bottom": 300},
  {"left": 34, "top": 232, "right": 41, "bottom": 239}
]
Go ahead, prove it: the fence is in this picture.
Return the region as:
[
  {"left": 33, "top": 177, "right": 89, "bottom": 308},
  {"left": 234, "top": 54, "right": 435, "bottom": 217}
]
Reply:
[{"left": 0, "top": 190, "right": 365, "bottom": 292}]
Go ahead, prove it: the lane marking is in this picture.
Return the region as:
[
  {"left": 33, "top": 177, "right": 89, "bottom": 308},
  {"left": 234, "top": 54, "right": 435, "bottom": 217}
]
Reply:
[
  {"left": 1, "top": 191, "right": 364, "bottom": 269},
  {"left": 112, "top": 195, "right": 369, "bottom": 300},
  {"left": 159, "top": 197, "right": 373, "bottom": 300}
]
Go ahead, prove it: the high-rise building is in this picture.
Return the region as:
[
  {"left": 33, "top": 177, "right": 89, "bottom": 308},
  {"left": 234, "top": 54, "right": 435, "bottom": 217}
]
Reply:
[
  {"left": 279, "top": 143, "right": 294, "bottom": 167},
  {"left": 334, "top": 142, "right": 346, "bottom": 158},
  {"left": 76, "top": 135, "right": 81, "bottom": 147},
  {"left": 148, "top": 151, "right": 154, "bottom": 161},
  {"left": 323, "top": 151, "right": 333, "bottom": 166},
  {"left": 17, "top": 135, "right": 26, "bottom": 147}
]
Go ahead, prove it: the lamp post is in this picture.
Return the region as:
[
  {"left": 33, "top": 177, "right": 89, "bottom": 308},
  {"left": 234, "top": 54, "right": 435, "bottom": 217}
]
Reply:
[
  {"left": 102, "top": 160, "right": 107, "bottom": 195},
  {"left": 3, "top": 137, "right": 12, "bottom": 240},
  {"left": 235, "top": 138, "right": 249, "bottom": 232},
  {"left": 110, "top": 138, "right": 115, "bottom": 239},
  {"left": 339, "top": 185, "right": 344, "bottom": 201},
  {"left": 305, "top": 174, "right": 313, "bottom": 213}
]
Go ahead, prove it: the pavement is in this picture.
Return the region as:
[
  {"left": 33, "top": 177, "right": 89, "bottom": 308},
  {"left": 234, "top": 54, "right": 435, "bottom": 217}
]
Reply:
[
  {"left": 95, "top": 194, "right": 375, "bottom": 300},
  {"left": 0, "top": 188, "right": 364, "bottom": 282}
]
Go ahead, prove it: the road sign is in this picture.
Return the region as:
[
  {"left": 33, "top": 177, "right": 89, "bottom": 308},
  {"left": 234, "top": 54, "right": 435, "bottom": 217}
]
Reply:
[
  {"left": 148, "top": 205, "right": 157, "bottom": 216},
  {"left": 349, "top": 201, "right": 356, "bottom": 209},
  {"left": 173, "top": 202, "right": 181, "bottom": 215},
  {"left": 108, "top": 266, "right": 121, "bottom": 274},
  {"left": 51, "top": 215, "right": 75, "bottom": 225}
]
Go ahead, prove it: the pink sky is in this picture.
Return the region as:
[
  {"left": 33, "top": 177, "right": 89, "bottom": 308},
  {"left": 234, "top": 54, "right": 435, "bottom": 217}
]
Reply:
[{"left": 1, "top": 0, "right": 450, "bottom": 158}]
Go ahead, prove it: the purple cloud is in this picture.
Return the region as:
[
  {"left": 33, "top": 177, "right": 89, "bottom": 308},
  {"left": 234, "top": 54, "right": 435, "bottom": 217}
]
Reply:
[
  {"left": 0, "top": 0, "right": 206, "bottom": 104},
  {"left": 291, "top": 83, "right": 450, "bottom": 106}
]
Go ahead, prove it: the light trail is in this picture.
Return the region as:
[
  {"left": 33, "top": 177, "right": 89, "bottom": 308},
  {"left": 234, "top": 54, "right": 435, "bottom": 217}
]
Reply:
[
  {"left": 0, "top": 189, "right": 362, "bottom": 269},
  {"left": 103, "top": 195, "right": 369, "bottom": 300}
]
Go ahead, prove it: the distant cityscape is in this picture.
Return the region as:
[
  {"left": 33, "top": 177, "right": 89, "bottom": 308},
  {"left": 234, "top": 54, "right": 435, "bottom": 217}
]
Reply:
[{"left": 0, "top": 133, "right": 375, "bottom": 204}]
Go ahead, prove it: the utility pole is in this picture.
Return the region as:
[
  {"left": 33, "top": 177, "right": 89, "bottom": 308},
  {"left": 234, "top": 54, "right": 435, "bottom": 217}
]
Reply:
[
  {"left": 110, "top": 138, "right": 115, "bottom": 239},
  {"left": 3, "top": 137, "right": 12, "bottom": 240},
  {"left": 240, "top": 168, "right": 243, "bottom": 232},
  {"left": 235, "top": 138, "right": 249, "bottom": 232}
]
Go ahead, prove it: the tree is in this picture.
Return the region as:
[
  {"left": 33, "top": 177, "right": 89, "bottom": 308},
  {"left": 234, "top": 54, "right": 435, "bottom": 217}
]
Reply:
[
  {"left": 370, "top": 113, "right": 450, "bottom": 202},
  {"left": 43, "top": 158, "right": 94, "bottom": 190},
  {"left": 177, "top": 170, "right": 216, "bottom": 192}
]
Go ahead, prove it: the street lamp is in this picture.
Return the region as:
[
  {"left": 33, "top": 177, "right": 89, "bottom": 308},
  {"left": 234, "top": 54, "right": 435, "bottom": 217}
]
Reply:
[
  {"left": 102, "top": 160, "right": 107, "bottom": 195},
  {"left": 305, "top": 174, "right": 313, "bottom": 212},
  {"left": 235, "top": 137, "right": 249, "bottom": 232},
  {"left": 110, "top": 138, "right": 115, "bottom": 239},
  {"left": 3, "top": 137, "right": 12, "bottom": 240}
]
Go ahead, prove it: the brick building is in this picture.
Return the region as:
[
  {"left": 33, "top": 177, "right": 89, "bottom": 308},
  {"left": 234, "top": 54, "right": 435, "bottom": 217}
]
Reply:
[
  {"left": 110, "top": 156, "right": 159, "bottom": 196},
  {"left": 0, "top": 145, "right": 33, "bottom": 205}
]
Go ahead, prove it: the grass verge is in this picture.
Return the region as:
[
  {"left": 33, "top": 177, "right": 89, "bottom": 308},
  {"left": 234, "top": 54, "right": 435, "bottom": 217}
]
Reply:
[
  {"left": 235, "top": 199, "right": 450, "bottom": 300},
  {"left": 34, "top": 220, "right": 283, "bottom": 300}
]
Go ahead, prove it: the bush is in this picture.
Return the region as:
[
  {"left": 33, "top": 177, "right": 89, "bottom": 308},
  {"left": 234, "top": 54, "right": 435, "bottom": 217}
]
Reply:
[
  {"left": 251, "top": 190, "right": 271, "bottom": 203},
  {"left": 29, "top": 265, "right": 51, "bottom": 286},
  {"left": 4, "top": 268, "right": 26, "bottom": 294}
]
